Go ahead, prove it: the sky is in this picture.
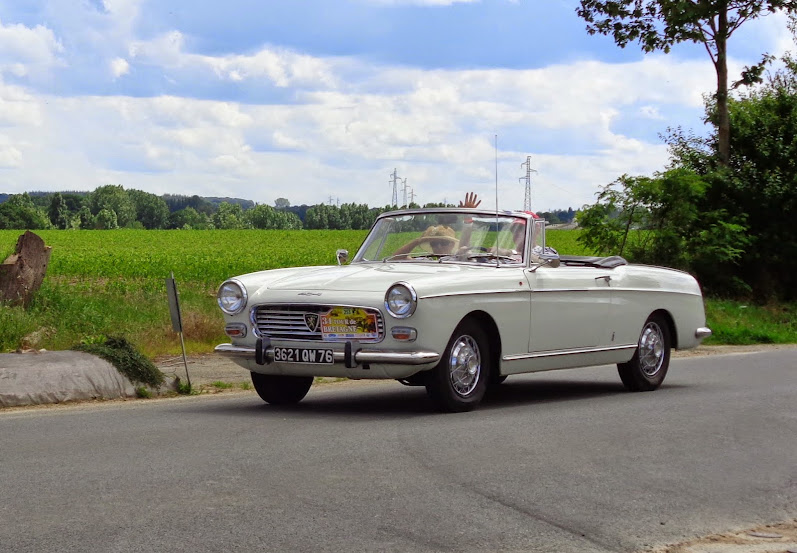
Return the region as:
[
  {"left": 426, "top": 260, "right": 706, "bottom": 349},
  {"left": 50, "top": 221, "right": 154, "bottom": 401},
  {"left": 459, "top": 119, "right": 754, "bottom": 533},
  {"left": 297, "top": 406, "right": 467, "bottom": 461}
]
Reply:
[{"left": 0, "top": 0, "right": 793, "bottom": 212}]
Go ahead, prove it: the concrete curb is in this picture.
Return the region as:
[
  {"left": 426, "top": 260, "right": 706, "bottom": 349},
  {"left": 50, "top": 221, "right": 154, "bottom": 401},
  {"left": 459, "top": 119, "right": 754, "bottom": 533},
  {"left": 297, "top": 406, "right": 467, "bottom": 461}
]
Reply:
[{"left": 0, "top": 351, "right": 139, "bottom": 407}]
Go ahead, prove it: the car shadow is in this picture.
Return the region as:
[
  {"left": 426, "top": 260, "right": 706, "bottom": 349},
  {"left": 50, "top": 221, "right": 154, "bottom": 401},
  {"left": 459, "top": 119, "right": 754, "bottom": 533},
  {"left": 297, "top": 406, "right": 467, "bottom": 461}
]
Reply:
[{"left": 186, "top": 374, "right": 685, "bottom": 419}]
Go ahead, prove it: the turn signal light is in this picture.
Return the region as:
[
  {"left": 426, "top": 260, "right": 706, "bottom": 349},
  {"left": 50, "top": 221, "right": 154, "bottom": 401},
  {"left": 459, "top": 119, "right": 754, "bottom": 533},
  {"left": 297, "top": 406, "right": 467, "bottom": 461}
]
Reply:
[
  {"left": 225, "top": 323, "right": 247, "bottom": 338},
  {"left": 391, "top": 327, "right": 417, "bottom": 342}
]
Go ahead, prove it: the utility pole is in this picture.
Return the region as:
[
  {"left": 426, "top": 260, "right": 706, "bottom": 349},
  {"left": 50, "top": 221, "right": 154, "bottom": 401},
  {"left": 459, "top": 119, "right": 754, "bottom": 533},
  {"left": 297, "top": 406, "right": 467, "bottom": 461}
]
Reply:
[
  {"left": 408, "top": 186, "right": 416, "bottom": 206},
  {"left": 519, "top": 156, "right": 536, "bottom": 212},
  {"left": 400, "top": 178, "right": 408, "bottom": 207},
  {"left": 388, "top": 168, "right": 402, "bottom": 207}
]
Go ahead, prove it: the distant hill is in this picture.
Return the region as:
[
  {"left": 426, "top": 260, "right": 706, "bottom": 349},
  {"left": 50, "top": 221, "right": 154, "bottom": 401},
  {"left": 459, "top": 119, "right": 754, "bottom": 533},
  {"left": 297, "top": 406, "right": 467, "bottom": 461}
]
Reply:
[{"left": 203, "top": 197, "right": 255, "bottom": 210}]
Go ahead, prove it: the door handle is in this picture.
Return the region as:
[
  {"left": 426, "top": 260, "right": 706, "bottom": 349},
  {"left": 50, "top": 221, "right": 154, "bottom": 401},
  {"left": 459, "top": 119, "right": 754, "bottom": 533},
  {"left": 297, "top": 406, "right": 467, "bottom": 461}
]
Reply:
[{"left": 595, "top": 275, "right": 612, "bottom": 283}]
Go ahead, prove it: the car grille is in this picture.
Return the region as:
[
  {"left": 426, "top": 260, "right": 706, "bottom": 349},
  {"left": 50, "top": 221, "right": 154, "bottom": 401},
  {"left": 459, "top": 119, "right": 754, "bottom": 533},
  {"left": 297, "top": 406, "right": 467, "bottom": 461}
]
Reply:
[{"left": 251, "top": 304, "right": 385, "bottom": 343}]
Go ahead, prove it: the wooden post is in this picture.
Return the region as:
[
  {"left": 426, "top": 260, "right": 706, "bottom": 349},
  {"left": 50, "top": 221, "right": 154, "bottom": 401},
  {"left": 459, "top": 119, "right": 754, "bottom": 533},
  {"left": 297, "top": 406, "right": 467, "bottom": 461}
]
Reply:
[{"left": 0, "top": 231, "right": 52, "bottom": 307}]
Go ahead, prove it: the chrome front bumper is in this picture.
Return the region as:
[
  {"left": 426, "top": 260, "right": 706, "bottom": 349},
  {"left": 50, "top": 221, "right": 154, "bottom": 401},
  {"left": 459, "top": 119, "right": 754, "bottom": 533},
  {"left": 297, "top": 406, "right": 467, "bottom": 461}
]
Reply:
[{"left": 214, "top": 342, "right": 440, "bottom": 367}]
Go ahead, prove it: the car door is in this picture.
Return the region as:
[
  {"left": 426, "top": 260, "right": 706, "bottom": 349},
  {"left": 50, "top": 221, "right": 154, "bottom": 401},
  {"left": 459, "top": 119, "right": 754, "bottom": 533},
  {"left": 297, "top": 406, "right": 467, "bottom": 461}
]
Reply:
[{"left": 524, "top": 265, "right": 613, "bottom": 352}]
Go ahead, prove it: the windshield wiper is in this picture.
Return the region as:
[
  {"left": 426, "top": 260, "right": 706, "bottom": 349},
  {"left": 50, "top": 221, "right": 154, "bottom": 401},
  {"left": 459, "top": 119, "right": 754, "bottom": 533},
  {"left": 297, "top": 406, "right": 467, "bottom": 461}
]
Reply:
[
  {"left": 382, "top": 251, "right": 443, "bottom": 262},
  {"left": 466, "top": 252, "right": 519, "bottom": 263}
]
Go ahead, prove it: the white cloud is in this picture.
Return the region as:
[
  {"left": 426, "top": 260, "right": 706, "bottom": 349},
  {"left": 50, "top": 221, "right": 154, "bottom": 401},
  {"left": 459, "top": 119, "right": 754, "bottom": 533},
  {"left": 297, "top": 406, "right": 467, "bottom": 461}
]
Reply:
[
  {"left": 0, "top": 143, "right": 22, "bottom": 168},
  {"left": 110, "top": 57, "right": 130, "bottom": 78},
  {"left": 0, "top": 18, "right": 63, "bottom": 78}
]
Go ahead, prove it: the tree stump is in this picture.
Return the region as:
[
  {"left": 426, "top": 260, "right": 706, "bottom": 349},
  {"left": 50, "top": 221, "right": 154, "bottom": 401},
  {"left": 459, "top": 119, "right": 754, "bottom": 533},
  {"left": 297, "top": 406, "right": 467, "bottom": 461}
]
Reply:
[{"left": 0, "top": 231, "right": 52, "bottom": 307}]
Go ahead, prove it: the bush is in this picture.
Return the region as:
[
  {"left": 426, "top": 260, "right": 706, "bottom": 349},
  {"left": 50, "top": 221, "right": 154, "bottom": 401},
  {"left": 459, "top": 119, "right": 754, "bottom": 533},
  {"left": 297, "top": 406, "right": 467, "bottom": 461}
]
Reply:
[{"left": 73, "top": 335, "right": 164, "bottom": 387}]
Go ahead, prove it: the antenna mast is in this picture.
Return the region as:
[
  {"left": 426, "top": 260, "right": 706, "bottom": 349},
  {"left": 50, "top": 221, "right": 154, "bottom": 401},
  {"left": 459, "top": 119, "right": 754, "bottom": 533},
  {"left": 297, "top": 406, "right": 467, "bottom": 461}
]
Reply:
[{"left": 519, "top": 155, "right": 536, "bottom": 211}]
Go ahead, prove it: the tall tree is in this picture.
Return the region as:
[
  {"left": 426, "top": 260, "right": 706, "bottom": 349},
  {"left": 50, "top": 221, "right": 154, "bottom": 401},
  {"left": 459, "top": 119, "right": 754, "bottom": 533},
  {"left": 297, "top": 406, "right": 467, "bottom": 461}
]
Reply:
[
  {"left": 576, "top": 0, "right": 797, "bottom": 164},
  {"left": 128, "top": 189, "right": 170, "bottom": 229},
  {"left": 47, "top": 193, "right": 70, "bottom": 229},
  {"left": 89, "top": 185, "right": 136, "bottom": 228}
]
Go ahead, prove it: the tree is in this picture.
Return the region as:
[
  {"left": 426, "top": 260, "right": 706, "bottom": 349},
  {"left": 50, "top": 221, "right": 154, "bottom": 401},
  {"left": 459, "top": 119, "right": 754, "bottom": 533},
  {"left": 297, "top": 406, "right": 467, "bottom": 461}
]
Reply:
[
  {"left": 666, "top": 54, "right": 797, "bottom": 298},
  {"left": 274, "top": 198, "right": 290, "bottom": 209},
  {"left": 212, "top": 202, "right": 247, "bottom": 229},
  {"left": 47, "top": 193, "right": 70, "bottom": 229},
  {"left": 577, "top": 169, "right": 749, "bottom": 294},
  {"left": 89, "top": 185, "right": 136, "bottom": 227},
  {"left": 168, "top": 207, "right": 212, "bottom": 229},
  {"left": 0, "top": 193, "right": 51, "bottom": 230},
  {"left": 128, "top": 189, "right": 169, "bottom": 229},
  {"left": 246, "top": 204, "right": 303, "bottom": 229},
  {"left": 94, "top": 208, "right": 119, "bottom": 230},
  {"left": 576, "top": 0, "right": 797, "bottom": 165}
]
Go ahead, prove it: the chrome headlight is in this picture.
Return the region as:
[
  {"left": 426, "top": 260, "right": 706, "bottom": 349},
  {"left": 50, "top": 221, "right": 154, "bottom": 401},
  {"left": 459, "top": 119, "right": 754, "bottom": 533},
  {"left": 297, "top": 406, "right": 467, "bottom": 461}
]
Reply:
[
  {"left": 385, "top": 282, "right": 417, "bottom": 319},
  {"left": 217, "top": 279, "right": 248, "bottom": 315}
]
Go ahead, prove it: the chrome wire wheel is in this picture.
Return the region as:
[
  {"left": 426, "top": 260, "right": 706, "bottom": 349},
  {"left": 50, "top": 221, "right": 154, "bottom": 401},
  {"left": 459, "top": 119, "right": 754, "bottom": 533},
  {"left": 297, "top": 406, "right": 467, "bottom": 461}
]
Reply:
[
  {"left": 448, "top": 335, "right": 481, "bottom": 397},
  {"left": 638, "top": 322, "right": 665, "bottom": 377},
  {"left": 617, "top": 313, "right": 671, "bottom": 392}
]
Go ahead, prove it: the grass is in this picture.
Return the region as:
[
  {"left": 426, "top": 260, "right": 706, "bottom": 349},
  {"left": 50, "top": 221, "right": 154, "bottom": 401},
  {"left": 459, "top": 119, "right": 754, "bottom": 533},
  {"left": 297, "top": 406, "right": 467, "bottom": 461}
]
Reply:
[
  {"left": 1, "top": 229, "right": 794, "bottom": 356},
  {"left": 703, "top": 300, "right": 797, "bottom": 345}
]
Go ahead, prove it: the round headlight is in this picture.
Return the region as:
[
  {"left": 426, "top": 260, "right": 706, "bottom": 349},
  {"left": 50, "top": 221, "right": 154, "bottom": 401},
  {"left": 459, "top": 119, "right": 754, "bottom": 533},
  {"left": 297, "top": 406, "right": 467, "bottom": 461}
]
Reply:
[
  {"left": 385, "top": 282, "right": 417, "bottom": 319},
  {"left": 217, "top": 279, "right": 247, "bottom": 315}
]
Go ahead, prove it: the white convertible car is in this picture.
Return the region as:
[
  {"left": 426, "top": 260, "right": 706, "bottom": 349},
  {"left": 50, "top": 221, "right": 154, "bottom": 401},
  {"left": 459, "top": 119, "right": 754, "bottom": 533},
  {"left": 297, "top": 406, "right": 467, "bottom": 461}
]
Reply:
[{"left": 215, "top": 208, "right": 711, "bottom": 412}]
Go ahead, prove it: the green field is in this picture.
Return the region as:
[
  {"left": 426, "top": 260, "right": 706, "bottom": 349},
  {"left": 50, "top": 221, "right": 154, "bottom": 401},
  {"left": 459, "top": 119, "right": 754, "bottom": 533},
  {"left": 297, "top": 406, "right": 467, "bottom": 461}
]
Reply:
[{"left": 1, "top": 229, "right": 793, "bottom": 355}]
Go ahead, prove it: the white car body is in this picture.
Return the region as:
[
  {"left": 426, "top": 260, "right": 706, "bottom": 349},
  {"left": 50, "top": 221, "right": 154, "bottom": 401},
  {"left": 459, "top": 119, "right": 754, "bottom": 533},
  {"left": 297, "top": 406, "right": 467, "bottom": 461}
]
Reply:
[{"left": 216, "top": 208, "right": 711, "bottom": 411}]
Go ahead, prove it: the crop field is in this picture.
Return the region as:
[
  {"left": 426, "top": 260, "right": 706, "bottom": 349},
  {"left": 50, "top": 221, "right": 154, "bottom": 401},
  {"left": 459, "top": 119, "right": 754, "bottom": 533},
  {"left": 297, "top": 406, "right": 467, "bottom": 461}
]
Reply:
[
  {"left": 0, "top": 228, "right": 586, "bottom": 355},
  {"left": 0, "top": 229, "right": 588, "bottom": 283}
]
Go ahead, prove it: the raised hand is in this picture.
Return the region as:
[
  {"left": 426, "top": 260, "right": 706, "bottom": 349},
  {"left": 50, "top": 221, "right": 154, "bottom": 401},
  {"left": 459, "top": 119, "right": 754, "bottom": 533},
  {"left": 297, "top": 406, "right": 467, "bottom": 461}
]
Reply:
[{"left": 459, "top": 192, "right": 481, "bottom": 209}]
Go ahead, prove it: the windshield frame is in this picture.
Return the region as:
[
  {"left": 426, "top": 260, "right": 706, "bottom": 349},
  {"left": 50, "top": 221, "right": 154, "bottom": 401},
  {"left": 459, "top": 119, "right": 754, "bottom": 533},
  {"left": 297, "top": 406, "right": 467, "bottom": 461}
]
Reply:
[{"left": 351, "top": 208, "right": 541, "bottom": 267}]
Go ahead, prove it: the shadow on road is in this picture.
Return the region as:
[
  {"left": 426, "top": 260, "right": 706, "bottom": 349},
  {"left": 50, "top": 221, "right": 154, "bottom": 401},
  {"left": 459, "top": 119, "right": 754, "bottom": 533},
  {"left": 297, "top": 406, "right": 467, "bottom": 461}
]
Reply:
[{"left": 185, "top": 374, "right": 686, "bottom": 419}]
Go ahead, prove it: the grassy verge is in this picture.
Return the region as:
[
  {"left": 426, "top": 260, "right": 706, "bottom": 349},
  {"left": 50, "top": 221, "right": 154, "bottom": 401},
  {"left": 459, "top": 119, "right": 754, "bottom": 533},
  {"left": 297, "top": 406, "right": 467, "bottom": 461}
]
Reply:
[
  {"left": 703, "top": 300, "right": 797, "bottom": 345},
  {"left": 2, "top": 277, "right": 794, "bottom": 356}
]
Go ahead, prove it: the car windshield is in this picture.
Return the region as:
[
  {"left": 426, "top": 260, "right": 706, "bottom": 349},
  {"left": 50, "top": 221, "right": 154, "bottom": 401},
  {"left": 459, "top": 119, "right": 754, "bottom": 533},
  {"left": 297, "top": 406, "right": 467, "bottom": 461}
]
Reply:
[{"left": 353, "top": 211, "right": 527, "bottom": 265}]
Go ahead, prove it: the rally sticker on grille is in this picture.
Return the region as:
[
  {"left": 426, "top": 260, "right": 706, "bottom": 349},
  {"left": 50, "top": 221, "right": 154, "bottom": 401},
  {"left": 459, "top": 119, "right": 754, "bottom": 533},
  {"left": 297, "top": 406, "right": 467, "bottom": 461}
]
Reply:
[{"left": 320, "top": 307, "right": 379, "bottom": 340}]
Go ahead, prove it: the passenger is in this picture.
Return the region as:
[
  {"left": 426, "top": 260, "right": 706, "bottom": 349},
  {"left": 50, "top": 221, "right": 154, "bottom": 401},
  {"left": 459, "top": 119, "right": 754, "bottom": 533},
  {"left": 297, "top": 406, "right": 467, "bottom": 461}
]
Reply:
[{"left": 393, "top": 225, "right": 458, "bottom": 256}]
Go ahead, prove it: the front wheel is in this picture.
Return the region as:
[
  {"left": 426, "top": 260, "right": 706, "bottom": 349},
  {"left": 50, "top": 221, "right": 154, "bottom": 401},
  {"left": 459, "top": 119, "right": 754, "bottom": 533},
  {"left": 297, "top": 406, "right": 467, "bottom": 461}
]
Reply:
[
  {"left": 617, "top": 313, "right": 671, "bottom": 391},
  {"left": 251, "top": 373, "right": 313, "bottom": 405},
  {"left": 425, "top": 320, "right": 490, "bottom": 412}
]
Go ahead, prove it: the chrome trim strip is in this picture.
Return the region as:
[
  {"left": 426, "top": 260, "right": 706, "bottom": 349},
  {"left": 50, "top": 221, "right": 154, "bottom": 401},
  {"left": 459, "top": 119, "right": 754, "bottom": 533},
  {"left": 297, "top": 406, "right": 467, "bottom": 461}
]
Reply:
[
  {"left": 695, "top": 327, "right": 712, "bottom": 339},
  {"left": 421, "top": 289, "right": 528, "bottom": 299},
  {"left": 503, "top": 344, "right": 637, "bottom": 362},
  {"left": 214, "top": 344, "right": 439, "bottom": 365}
]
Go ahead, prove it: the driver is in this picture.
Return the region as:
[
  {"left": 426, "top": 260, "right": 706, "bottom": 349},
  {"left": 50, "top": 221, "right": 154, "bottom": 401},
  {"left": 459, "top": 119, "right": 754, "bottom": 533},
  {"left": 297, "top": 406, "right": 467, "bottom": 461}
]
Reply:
[{"left": 393, "top": 224, "right": 459, "bottom": 256}]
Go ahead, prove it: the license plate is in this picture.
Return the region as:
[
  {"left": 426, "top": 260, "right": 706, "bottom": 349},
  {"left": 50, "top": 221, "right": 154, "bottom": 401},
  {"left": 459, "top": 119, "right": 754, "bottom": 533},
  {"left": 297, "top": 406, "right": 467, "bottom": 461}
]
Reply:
[{"left": 273, "top": 347, "right": 334, "bottom": 364}]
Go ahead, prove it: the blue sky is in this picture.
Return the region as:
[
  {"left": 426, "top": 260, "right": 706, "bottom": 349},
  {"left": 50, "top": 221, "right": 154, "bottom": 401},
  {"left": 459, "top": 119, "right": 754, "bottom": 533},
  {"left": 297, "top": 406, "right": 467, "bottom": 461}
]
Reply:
[{"left": 0, "top": 0, "right": 792, "bottom": 210}]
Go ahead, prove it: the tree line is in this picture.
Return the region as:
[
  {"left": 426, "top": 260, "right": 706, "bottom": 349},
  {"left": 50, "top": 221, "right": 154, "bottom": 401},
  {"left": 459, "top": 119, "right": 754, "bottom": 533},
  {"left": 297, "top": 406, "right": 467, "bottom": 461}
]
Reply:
[{"left": 0, "top": 186, "right": 578, "bottom": 232}]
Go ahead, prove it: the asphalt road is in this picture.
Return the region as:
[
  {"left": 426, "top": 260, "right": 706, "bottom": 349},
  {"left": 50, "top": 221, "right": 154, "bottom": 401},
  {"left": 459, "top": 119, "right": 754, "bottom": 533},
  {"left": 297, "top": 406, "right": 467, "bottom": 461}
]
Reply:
[{"left": 1, "top": 348, "right": 795, "bottom": 553}]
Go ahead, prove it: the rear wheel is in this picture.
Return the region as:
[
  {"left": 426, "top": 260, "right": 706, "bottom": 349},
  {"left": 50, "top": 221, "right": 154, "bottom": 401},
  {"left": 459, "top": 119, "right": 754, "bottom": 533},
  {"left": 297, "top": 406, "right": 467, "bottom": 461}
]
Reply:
[
  {"left": 617, "top": 313, "right": 671, "bottom": 391},
  {"left": 425, "top": 320, "right": 490, "bottom": 412},
  {"left": 250, "top": 373, "right": 313, "bottom": 405}
]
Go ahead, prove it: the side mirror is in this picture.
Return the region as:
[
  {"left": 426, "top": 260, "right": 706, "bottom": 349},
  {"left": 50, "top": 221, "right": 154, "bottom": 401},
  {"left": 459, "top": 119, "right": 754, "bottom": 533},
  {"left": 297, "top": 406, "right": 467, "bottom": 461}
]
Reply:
[
  {"left": 529, "top": 248, "right": 560, "bottom": 271},
  {"left": 539, "top": 252, "right": 560, "bottom": 268},
  {"left": 336, "top": 249, "right": 349, "bottom": 265}
]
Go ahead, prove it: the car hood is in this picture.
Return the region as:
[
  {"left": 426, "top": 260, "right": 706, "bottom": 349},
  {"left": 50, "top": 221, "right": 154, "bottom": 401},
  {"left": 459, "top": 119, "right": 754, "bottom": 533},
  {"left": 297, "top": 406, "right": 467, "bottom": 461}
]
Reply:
[{"left": 261, "top": 263, "right": 469, "bottom": 293}]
